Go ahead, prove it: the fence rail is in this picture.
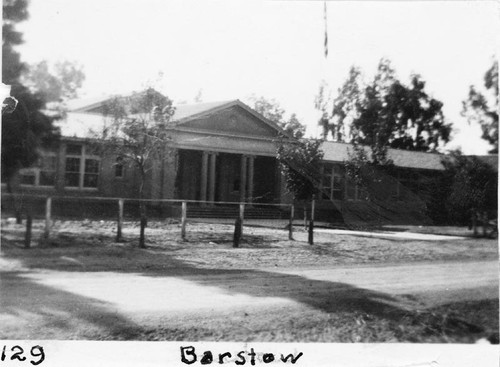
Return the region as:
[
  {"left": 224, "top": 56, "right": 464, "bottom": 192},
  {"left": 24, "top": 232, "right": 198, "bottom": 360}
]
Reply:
[{"left": 1, "top": 193, "right": 318, "bottom": 248}]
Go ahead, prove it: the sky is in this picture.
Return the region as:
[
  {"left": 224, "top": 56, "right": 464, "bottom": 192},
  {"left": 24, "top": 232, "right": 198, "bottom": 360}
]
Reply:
[{"left": 17, "top": 0, "right": 500, "bottom": 154}]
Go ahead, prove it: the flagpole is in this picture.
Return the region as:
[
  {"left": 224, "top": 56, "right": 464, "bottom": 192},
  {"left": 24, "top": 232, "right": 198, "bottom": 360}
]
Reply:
[{"left": 316, "top": 1, "right": 330, "bottom": 139}]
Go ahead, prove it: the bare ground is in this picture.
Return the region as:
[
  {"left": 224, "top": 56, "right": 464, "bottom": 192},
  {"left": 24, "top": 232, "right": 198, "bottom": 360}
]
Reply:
[{"left": 1, "top": 219, "right": 498, "bottom": 343}]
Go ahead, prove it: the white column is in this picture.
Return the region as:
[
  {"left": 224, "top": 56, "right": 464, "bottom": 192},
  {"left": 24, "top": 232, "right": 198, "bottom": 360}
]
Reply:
[
  {"left": 200, "top": 151, "right": 208, "bottom": 203},
  {"left": 240, "top": 155, "right": 247, "bottom": 203},
  {"left": 247, "top": 155, "right": 255, "bottom": 204}
]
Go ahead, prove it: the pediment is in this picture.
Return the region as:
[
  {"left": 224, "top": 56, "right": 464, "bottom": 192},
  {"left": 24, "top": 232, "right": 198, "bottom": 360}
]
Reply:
[{"left": 176, "top": 105, "right": 281, "bottom": 138}]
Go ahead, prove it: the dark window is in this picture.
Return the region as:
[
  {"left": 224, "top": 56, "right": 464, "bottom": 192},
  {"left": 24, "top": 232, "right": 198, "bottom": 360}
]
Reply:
[
  {"left": 115, "top": 157, "right": 124, "bottom": 178},
  {"left": 39, "top": 171, "right": 55, "bottom": 186},
  {"left": 233, "top": 179, "right": 240, "bottom": 192},
  {"left": 332, "top": 176, "right": 344, "bottom": 200},
  {"left": 40, "top": 156, "right": 56, "bottom": 186},
  {"left": 84, "top": 159, "right": 99, "bottom": 188},
  {"left": 21, "top": 173, "right": 36, "bottom": 185},
  {"left": 65, "top": 157, "right": 81, "bottom": 187}
]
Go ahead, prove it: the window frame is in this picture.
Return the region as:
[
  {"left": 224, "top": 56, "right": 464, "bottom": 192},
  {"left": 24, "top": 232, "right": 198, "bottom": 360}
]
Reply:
[
  {"left": 19, "top": 153, "right": 58, "bottom": 188},
  {"left": 64, "top": 144, "right": 100, "bottom": 190},
  {"left": 114, "top": 156, "right": 125, "bottom": 179}
]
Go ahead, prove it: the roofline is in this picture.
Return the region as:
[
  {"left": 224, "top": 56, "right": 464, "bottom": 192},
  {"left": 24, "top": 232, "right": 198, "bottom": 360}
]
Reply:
[
  {"left": 70, "top": 96, "right": 115, "bottom": 113},
  {"left": 172, "top": 100, "right": 239, "bottom": 124},
  {"left": 172, "top": 99, "right": 293, "bottom": 138},
  {"left": 320, "top": 140, "right": 446, "bottom": 157}
]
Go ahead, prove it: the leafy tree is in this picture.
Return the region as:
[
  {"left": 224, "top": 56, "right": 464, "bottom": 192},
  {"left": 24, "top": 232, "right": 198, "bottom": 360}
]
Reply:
[
  {"left": 96, "top": 88, "right": 175, "bottom": 248},
  {"left": 194, "top": 89, "right": 203, "bottom": 103},
  {"left": 22, "top": 60, "right": 85, "bottom": 103},
  {"left": 2, "top": 0, "right": 28, "bottom": 85},
  {"left": 276, "top": 137, "right": 324, "bottom": 200},
  {"left": 314, "top": 79, "right": 333, "bottom": 139},
  {"left": 332, "top": 59, "right": 451, "bottom": 164},
  {"left": 2, "top": 0, "right": 61, "bottom": 223},
  {"left": 322, "top": 67, "right": 363, "bottom": 141},
  {"left": 441, "top": 152, "right": 497, "bottom": 231},
  {"left": 462, "top": 60, "right": 498, "bottom": 153},
  {"left": 250, "top": 96, "right": 306, "bottom": 138}
]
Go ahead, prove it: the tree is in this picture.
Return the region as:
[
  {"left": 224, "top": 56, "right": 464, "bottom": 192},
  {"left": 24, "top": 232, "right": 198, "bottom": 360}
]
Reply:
[
  {"left": 21, "top": 60, "right": 85, "bottom": 120},
  {"left": 2, "top": 0, "right": 29, "bottom": 85},
  {"left": 321, "top": 67, "right": 363, "bottom": 141},
  {"left": 276, "top": 137, "right": 324, "bottom": 201},
  {"left": 97, "top": 88, "right": 175, "bottom": 248},
  {"left": 314, "top": 79, "right": 333, "bottom": 140},
  {"left": 441, "top": 152, "right": 497, "bottom": 234},
  {"left": 22, "top": 60, "right": 85, "bottom": 103},
  {"left": 331, "top": 59, "right": 451, "bottom": 164},
  {"left": 2, "top": 0, "right": 61, "bottom": 223},
  {"left": 250, "top": 96, "right": 306, "bottom": 138},
  {"left": 462, "top": 60, "right": 499, "bottom": 153}
]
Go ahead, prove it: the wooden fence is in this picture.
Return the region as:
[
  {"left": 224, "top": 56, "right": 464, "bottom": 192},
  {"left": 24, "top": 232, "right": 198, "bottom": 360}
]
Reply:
[{"left": 2, "top": 194, "right": 318, "bottom": 248}]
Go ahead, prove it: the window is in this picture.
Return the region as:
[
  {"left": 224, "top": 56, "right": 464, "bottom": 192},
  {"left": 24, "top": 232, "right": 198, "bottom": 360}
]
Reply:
[
  {"left": 65, "top": 157, "right": 81, "bottom": 187},
  {"left": 84, "top": 159, "right": 99, "bottom": 187},
  {"left": 320, "top": 163, "right": 345, "bottom": 200},
  {"left": 233, "top": 179, "right": 240, "bottom": 192},
  {"left": 64, "top": 143, "right": 100, "bottom": 189},
  {"left": 115, "top": 157, "right": 124, "bottom": 178},
  {"left": 332, "top": 174, "right": 345, "bottom": 200},
  {"left": 39, "top": 155, "right": 57, "bottom": 186},
  {"left": 19, "top": 153, "right": 57, "bottom": 187},
  {"left": 20, "top": 171, "right": 36, "bottom": 185}
]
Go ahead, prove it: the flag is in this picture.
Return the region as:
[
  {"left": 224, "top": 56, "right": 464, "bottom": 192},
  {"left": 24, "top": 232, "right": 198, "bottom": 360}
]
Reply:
[{"left": 324, "top": 1, "right": 328, "bottom": 58}]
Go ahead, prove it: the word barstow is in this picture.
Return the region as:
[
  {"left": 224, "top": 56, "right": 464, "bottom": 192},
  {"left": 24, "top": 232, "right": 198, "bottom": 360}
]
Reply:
[{"left": 180, "top": 346, "right": 303, "bottom": 365}]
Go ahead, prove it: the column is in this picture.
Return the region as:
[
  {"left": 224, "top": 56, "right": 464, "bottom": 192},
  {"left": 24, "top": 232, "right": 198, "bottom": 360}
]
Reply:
[
  {"left": 240, "top": 155, "right": 247, "bottom": 203},
  {"left": 247, "top": 156, "right": 255, "bottom": 204},
  {"left": 200, "top": 151, "right": 208, "bottom": 203},
  {"left": 208, "top": 152, "right": 217, "bottom": 204}
]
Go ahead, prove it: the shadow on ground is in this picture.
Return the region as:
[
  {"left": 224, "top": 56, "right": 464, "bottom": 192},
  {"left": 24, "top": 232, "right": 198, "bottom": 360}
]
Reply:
[
  {"left": 0, "top": 272, "right": 142, "bottom": 339},
  {"left": 1, "top": 227, "right": 498, "bottom": 342}
]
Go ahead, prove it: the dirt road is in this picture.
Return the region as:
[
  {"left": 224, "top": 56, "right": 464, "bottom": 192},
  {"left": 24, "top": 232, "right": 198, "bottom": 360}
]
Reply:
[{"left": 1, "top": 260, "right": 497, "bottom": 340}]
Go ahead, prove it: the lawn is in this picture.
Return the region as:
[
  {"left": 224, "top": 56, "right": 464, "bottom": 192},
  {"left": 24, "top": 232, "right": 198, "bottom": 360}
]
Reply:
[{"left": 1, "top": 219, "right": 498, "bottom": 343}]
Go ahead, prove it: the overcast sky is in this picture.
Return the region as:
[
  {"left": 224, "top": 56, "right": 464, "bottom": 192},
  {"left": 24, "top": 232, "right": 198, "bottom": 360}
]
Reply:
[{"left": 18, "top": 0, "right": 500, "bottom": 154}]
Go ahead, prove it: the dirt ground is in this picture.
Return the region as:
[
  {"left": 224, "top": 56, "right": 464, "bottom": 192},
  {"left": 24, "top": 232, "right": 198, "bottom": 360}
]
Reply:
[{"left": 1, "top": 219, "right": 498, "bottom": 343}]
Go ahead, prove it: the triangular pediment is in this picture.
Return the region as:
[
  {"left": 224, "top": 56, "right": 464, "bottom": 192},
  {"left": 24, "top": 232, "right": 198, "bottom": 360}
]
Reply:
[{"left": 175, "top": 104, "right": 282, "bottom": 138}]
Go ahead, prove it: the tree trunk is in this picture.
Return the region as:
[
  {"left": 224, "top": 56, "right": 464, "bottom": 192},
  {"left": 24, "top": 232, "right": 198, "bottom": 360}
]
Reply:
[
  {"left": 138, "top": 170, "right": 147, "bottom": 248},
  {"left": 139, "top": 206, "right": 147, "bottom": 248},
  {"left": 471, "top": 209, "right": 478, "bottom": 237},
  {"left": 233, "top": 216, "right": 242, "bottom": 248},
  {"left": 24, "top": 214, "right": 32, "bottom": 248}
]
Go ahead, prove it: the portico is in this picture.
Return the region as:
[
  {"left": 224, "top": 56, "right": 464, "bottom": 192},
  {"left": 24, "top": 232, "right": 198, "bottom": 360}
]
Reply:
[{"left": 176, "top": 149, "right": 276, "bottom": 205}]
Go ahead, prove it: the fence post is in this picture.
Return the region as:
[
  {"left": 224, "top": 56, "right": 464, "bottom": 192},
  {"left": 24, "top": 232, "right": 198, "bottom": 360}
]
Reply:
[
  {"left": 181, "top": 201, "right": 187, "bottom": 240},
  {"left": 308, "top": 197, "right": 315, "bottom": 245},
  {"left": 24, "top": 213, "right": 32, "bottom": 248},
  {"left": 239, "top": 203, "right": 245, "bottom": 229},
  {"left": 116, "top": 199, "right": 124, "bottom": 242},
  {"left": 288, "top": 204, "right": 294, "bottom": 240},
  {"left": 44, "top": 197, "right": 52, "bottom": 240},
  {"left": 233, "top": 203, "right": 245, "bottom": 248}
]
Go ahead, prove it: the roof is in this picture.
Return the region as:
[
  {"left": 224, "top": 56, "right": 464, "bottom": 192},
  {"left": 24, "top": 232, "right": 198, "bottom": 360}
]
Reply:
[
  {"left": 60, "top": 96, "right": 286, "bottom": 138},
  {"left": 66, "top": 95, "right": 115, "bottom": 112},
  {"left": 321, "top": 141, "right": 446, "bottom": 171},
  {"left": 172, "top": 100, "right": 236, "bottom": 121}
]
